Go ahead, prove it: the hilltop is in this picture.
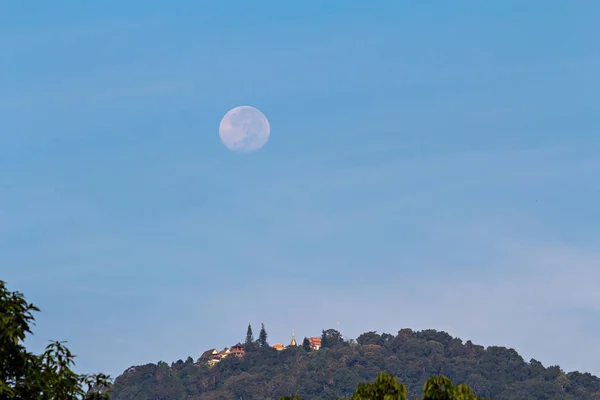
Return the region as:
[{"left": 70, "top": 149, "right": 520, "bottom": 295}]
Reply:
[{"left": 109, "top": 326, "right": 600, "bottom": 399}]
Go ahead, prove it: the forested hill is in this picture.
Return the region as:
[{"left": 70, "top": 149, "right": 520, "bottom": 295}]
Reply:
[{"left": 110, "top": 328, "right": 600, "bottom": 400}]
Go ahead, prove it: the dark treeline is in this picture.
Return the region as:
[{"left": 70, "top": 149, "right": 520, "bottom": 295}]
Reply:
[{"left": 110, "top": 326, "right": 600, "bottom": 399}]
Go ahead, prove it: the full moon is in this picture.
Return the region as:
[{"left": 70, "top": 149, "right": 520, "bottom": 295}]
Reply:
[{"left": 218, "top": 106, "right": 270, "bottom": 153}]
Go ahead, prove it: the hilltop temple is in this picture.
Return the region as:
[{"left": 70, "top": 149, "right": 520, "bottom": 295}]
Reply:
[
  {"left": 200, "top": 330, "right": 322, "bottom": 367},
  {"left": 272, "top": 329, "right": 297, "bottom": 351},
  {"left": 272, "top": 330, "right": 321, "bottom": 351},
  {"left": 199, "top": 343, "right": 246, "bottom": 367}
]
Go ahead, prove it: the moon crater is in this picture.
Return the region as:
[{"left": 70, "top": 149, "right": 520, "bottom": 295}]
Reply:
[{"left": 219, "top": 106, "right": 270, "bottom": 153}]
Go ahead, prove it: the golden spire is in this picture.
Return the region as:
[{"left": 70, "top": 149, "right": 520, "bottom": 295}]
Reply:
[{"left": 290, "top": 329, "right": 297, "bottom": 346}]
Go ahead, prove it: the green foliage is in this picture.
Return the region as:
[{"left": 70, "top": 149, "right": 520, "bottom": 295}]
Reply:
[
  {"left": 257, "top": 323, "right": 269, "bottom": 348},
  {"left": 244, "top": 324, "right": 254, "bottom": 350},
  {"left": 321, "top": 329, "right": 342, "bottom": 349},
  {"left": 422, "top": 375, "right": 482, "bottom": 399},
  {"left": 356, "top": 331, "right": 383, "bottom": 346},
  {"left": 302, "top": 337, "right": 311, "bottom": 352},
  {"left": 0, "top": 280, "right": 112, "bottom": 399},
  {"left": 303, "top": 373, "right": 487, "bottom": 400},
  {"left": 111, "top": 326, "right": 600, "bottom": 400},
  {"left": 280, "top": 395, "right": 304, "bottom": 400},
  {"left": 348, "top": 372, "right": 407, "bottom": 400}
]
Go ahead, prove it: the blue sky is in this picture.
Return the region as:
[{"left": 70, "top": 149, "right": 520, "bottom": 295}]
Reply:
[{"left": 1, "top": 1, "right": 599, "bottom": 380}]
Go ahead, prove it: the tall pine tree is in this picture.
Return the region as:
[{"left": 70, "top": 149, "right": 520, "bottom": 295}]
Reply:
[
  {"left": 257, "top": 323, "right": 268, "bottom": 347},
  {"left": 245, "top": 324, "right": 254, "bottom": 350},
  {"left": 302, "top": 337, "right": 311, "bottom": 352}
]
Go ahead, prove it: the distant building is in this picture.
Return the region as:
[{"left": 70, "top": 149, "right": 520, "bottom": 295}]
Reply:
[
  {"left": 207, "top": 356, "right": 220, "bottom": 367},
  {"left": 198, "top": 349, "right": 221, "bottom": 367},
  {"left": 201, "top": 328, "right": 323, "bottom": 367},
  {"left": 199, "top": 349, "right": 218, "bottom": 363},
  {"left": 219, "top": 348, "right": 231, "bottom": 359},
  {"left": 198, "top": 348, "right": 231, "bottom": 367},
  {"left": 308, "top": 337, "right": 322, "bottom": 350},
  {"left": 230, "top": 343, "right": 245, "bottom": 358},
  {"left": 273, "top": 330, "right": 299, "bottom": 351},
  {"left": 288, "top": 330, "right": 297, "bottom": 348}
]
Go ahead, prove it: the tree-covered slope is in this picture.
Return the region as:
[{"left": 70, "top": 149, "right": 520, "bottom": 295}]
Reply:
[{"left": 110, "top": 328, "right": 600, "bottom": 400}]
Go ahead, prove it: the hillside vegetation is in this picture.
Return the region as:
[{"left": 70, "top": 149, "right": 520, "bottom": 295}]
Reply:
[{"left": 110, "top": 327, "right": 600, "bottom": 400}]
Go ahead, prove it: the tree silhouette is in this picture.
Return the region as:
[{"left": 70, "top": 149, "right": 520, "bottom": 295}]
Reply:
[
  {"left": 258, "top": 323, "right": 269, "bottom": 347},
  {"left": 279, "top": 373, "right": 488, "bottom": 400},
  {"left": 0, "top": 280, "right": 112, "bottom": 399},
  {"left": 321, "top": 328, "right": 342, "bottom": 348},
  {"left": 302, "top": 337, "right": 311, "bottom": 352},
  {"left": 245, "top": 323, "right": 255, "bottom": 350},
  {"left": 348, "top": 372, "right": 407, "bottom": 400},
  {"left": 423, "top": 375, "right": 483, "bottom": 399}
]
